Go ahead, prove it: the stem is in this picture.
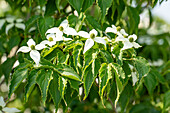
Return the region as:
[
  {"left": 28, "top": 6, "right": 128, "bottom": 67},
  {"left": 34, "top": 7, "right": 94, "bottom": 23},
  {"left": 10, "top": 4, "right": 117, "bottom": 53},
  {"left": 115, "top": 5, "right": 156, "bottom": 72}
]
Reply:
[{"left": 108, "top": 97, "right": 117, "bottom": 113}]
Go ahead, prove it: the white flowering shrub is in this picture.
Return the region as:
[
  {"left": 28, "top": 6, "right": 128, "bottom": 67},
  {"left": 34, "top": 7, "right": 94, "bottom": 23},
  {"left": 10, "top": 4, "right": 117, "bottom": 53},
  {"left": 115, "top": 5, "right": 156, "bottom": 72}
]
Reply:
[{"left": 0, "top": 0, "right": 169, "bottom": 112}]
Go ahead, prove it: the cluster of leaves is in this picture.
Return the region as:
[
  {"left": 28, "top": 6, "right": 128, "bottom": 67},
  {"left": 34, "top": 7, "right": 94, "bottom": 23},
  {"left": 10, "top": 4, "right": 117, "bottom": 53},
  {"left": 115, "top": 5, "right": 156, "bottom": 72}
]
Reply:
[{"left": 0, "top": 0, "right": 169, "bottom": 112}]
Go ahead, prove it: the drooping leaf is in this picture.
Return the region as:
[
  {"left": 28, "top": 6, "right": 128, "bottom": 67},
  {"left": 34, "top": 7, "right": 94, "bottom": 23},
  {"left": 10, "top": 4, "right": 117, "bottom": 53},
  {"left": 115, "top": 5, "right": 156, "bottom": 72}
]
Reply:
[
  {"left": 83, "top": 58, "right": 100, "bottom": 100},
  {"left": 111, "top": 63, "right": 125, "bottom": 79},
  {"left": 55, "top": 0, "right": 61, "bottom": 12},
  {"left": 113, "top": 66, "right": 123, "bottom": 106},
  {"left": 82, "top": 0, "right": 95, "bottom": 12},
  {"left": 126, "top": 57, "right": 150, "bottom": 82},
  {"left": 2, "top": 57, "right": 16, "bottom": 83},
  {"left": 38, "top": 0, "right": 47, "bottom": 7},
  {"left": 119, "top": 83, "right": 133, "bottom": 112},
  {"left": 99, "top": 63, "right": 112, "bottom": 104},
  {"left": 49, "top": 72, "right": 61, "bottom": 111},
  {"left": 56, "top": 64, "right": 81, "bottom": 81},
  {"left": 59, "top": 76, "right": 67, "bottom": 99},
  {"left": 144, "top": 71, "right": 158, "bottom": 96},
  {"left": 8, "top": 68, "right": 28, "bottom": 99},
  {"left": 163, "top": 90, "right": 170, "bottom": 112},
  {"left": 85, "top": 15, "right": 102, "bottom": 32},
  {"left": 97, "top": 0, "right": 113, "bottom": 24},
  {"left": 45, "top": 0, "right": 57, "bottom": 16},
  {"left": 36, "top": 69, "right": 53, "bottom": 105},
  {"left": 100, "top": 50, "right": 114, "bottom": 63},
  {"left": 127, "top": 6, "right": 140, "bottom": 34},
  {"left": 67, "top": 0, "right": 84, "bottom": 14},
  {"left": 25, "top": 15, "right": 40, "bottom": 33},
  {"left": 37, "top": 16, "right": 54, "bottom": 40},
  {"left": 25, "top": 69, "right": 39, "bottom": 102},
  {"left": 40, "top": 58, "right": 81, "bottom": 81}
]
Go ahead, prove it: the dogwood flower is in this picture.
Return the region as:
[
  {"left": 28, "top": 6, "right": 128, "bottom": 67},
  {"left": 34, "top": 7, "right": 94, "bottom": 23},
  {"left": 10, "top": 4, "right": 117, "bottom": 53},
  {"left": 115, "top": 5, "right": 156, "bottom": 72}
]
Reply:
[
  {"left": 105, "top": 25, "right": 122, "bottom": 36},
  {"left": 0, "top": 96, "right": 20, "bottom": 113},
  {"left": 40, "top": 33, "right": 60, "bottom": 47},
  {"left": 45, "top": 19, "right": 77, "bottom": 37},
  {"left": 17, "top": 39, "right": 46, "bottom": 65},
  {"left": 78, "top": 29, "right": 106, "bottom": 54},
  {"left": 115, "top": 34, "right": 141, "bottom": 50},
  {"left": 6, "top": 17, "right": 25, "bottom": 34}
]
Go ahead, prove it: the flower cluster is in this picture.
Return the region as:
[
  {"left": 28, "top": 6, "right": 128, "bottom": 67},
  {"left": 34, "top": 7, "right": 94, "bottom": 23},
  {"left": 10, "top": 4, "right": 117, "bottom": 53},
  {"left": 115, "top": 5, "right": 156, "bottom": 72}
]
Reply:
[{"left": 17, "top": 19, "right": 141, "bottom": 65}]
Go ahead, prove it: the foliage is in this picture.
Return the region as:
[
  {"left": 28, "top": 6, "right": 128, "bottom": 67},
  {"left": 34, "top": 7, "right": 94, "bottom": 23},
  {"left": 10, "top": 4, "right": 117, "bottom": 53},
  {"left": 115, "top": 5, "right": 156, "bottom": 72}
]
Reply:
[{"left": 0, "top": 0, "right": 169, "bottom": 113}]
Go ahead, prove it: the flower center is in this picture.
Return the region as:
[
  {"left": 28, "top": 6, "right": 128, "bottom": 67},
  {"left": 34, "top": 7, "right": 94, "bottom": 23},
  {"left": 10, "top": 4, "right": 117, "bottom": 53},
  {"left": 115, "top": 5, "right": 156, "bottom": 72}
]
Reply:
[
  {"left": 116, "top": 26, "right": 121, "bottom": 31},
  {"left": 124, "top": 35, "right": 128, "bottom": 38},
  {"left": 90, "top": 33, "right": 95, "bottom": 39},
  {"left": 48, "top": 37, "right": 53, "bottom": 42},
  {"left": 129, "top": 37, "right": 134, "bottom": 42},
  {"left": 59, "top": 26, "right": 64, "bottom": 31},
  {"left": 30, "top": 45, "right": 35, "bottom": 50}
]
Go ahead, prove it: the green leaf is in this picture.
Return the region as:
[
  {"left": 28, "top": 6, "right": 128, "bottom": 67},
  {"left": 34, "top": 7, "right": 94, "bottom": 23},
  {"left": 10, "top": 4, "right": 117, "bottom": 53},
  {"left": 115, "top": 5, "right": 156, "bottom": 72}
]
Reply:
[
  {"left": 8, "top": 68, "right": 28, "bottom": 99},
  {"left": 115, "top": 70, "right": 123, "bottom": 107},
  {"left": 163, "top": 90, "right": 170, "bottom": 112},
  {"left": 127, "top": 6, "right": 140, "bottom": 34},
  {"left": 111, "top": 63, "right": 125, "bottom": 79},
  {"left": 36, "top": 69, "right": 53, "bottom": 105},
  {"left": 84, "top": 49, "right": 98, "bottom": 69},
  {"left": 45, "top": 0, "right": 57, "bottom": 16},
  {"left": 57, "top": 50, "right": 69, "bottom": 64},
  {"left": 56, "top": 64, "right": 81, "bottom": 81},
  {"left": 151, "top": 68, "right": 166, "bottom": 84},
  {"left": 40, "top": 58, "right": 81, "bottom": 81},
  {"left": 49, "top": 72, "right": 61, "bottom": 111},
  {"left": 144, "top": 71, "right": 158, "bottom": 96},
  {"left": 68, "top": 79, "right": 80, "bottom": 92},
  {"left": 67, "top": 0, "right": 84, "bottom": 14},
  {"left": 8, "top": 35, "right": 20, "bottom": 52},
  {"left": 83, "top": 58, "right": 100, "bottom": 100},
  {"left": 100, "top": 50, "right": 114, "bottom": 63},
  {"left": 38, "top": 0, "right": 47, "bottom": 7},
  {"left": 37, "top": 16, "right": 54, "bottom": 40},
  {"left": 97, "top": 0, "right": 113, "bottom": 24},
  {"left": 73, "top": 45, "right": 83, "bottom": 68},
  {"left": 25, "top": 15, "right": 40, "bottom": 33},
  {"left": 25, "top": 69, "right": 39, "bottom": 102},
  {"left": 82, "top": 0, "right": 95, "bottom": 12},
  {"left": 99, "top": 63, "right": 112, "bottom": 104},
  {"left": 119, "top": 83, "right": 133, "bottom": 112},
  {"left": 2, "top": 57, "right": 16, "bottom": 83},
  {"left": 85, "top": 15, "right": 102, "bottom": 32},
  {"left": 127, "top": 57, "right": 150, "bottom": 82},
  {"left": 55, "top": 0, "right": 61, "bottom": 12},
  {"left": 59, "top": 76, "right": 67, "bottom": 99}
]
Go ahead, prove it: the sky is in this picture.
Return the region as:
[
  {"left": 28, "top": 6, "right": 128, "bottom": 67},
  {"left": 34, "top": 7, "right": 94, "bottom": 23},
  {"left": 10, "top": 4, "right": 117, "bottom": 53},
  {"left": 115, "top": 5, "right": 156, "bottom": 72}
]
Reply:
[{"left": 152, "top": 0, "right": 170, "bottom": 24}]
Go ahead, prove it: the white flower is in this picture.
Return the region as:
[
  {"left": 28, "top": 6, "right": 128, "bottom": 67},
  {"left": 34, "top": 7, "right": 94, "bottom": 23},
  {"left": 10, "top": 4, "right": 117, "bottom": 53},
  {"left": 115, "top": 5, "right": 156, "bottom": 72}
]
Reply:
[
  {"left": 0, "top": 96, "right": 20, "bottom": 113},
  {"left": 115, "top": 34, "right": 141, "bottom": 50},
  {"left": 105, "top": 25, "right": 122, "bottom": 36},
  {"left": 40, "top": 33, "right": 60, "bottom": 47},
  {"left": 78, "top": 29, "right": 106, "bottom": 54},
  {"left": 45, "top": 19, "right": 77, "bottom": 40},
  {"left": 6, "top": 17, "right": 25, "bottom": 34},
  {"left": 17, "top": 39, "right": 46, "bottom": 65}
]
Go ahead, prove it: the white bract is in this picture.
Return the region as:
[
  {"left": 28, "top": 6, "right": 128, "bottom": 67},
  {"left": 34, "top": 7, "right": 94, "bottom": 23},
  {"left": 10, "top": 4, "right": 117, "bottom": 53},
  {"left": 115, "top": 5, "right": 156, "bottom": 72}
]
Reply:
[
  {"left": 115, "top": 34, "right": 141, "bottom": 50},
  {"left": 105, "top": 25, "right": 122, "bottom": 36},
  {"left": 0, "top": 96, "right": 20, "bottom": 113},
  {"left": 78, "top": 29, "right": 106, "bottom": 54},
  {"left": 45, "top": 19, "right": 77, "bottom": 41},
  {"left": 0, "top": 19, "right": 5, "bottom": 29},
  {"left": 6, "top": 17, "right": 25, "bottom": 34},
  {"left": 17, "top": 39, "right": 46, "bottom": 65},
  {"left": 40, "top": 33, "right": 60, "bottom": 47}
]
